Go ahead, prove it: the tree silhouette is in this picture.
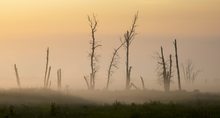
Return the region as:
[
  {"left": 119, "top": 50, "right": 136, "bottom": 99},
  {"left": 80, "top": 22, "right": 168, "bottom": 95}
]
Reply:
[
  {"left": 182, "top": 60, "right": 200, "bottom": 84},
  {"left": 14, "top": 64, "right": 21, "bottom": 88},
  {"left": 122, "top": 12, "right": 138, "bottom": 90},
  {"left": 106, "top": 39, "right": 125, "bottom": 89},
  {"left": 87, "top": 14, "right": 101, "bottom": 90},
  {"left": 174, "top": 39, "right": 182, "bottom": 91},
  {"left": 44, "top": 48, "right": 52, "bottom": 88},
  {"left": 57, "top": 68, "right": 62, "bottom": 90},
  {"left": 157, "top": 47, "right": 173, "bottom": 92}
]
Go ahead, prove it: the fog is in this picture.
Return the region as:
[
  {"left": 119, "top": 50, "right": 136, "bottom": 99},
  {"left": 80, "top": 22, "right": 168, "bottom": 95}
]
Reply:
[{"left": 0, "top": 37, "right": 219, "bottom": 92}]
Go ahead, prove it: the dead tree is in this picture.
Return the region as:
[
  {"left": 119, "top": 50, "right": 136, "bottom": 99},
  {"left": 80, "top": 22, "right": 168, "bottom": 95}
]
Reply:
[
  {"left": 87, "top": 15, "right": 101, "bottom": 90},
  {"left": 14, "top": 64, "right": 21, "bottom": 88},
  {"left": 57, "top": 69, "right": 62, "bottom": 89},
  {"left": 182, "top": 60, "right": 200, "bottom": 84},
  {"left": 44, "top": 48, "right": 50, "bottom": 88},
  {"left": 140, "top": 76, "right": 145, "bottom": 90},
  {"left": 157, "top": 47, "right": 172, "bottom": 92},
  {"left": 123, "top": 12, "right": 138, "bottom": 90},
  {"left": 174, "top": 39, "right": 182, "bottom": 90},
  {"left": 106, "top": 40, "right": 126, "bottom": 89}
]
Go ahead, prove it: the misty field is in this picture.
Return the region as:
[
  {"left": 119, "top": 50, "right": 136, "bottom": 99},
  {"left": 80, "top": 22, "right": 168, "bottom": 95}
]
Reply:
[{"left": 0, "top": 89, "right": 220, "bottom": 118}]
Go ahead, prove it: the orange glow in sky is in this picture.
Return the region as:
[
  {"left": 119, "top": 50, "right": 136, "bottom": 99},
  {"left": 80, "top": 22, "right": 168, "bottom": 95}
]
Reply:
[{"left": 0, "top": 1, "right": 219, "bottom": 91}]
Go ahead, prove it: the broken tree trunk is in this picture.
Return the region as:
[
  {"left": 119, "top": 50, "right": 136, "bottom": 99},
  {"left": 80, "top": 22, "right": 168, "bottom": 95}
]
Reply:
[
  {"left": 44, "top": 48, "right": 49, "bottom": 88},
  {"left": 140, "top": 76, "right": 145, "bottom": 90},
  {"left": 130, "top": 82, "right": 140, "bottom": 90},
  {"left": 84, "top": 76, "right": 90, "bottom": 89},
  {"left": 46, "top": 66, "right": 51, "bottom": 88},
  {"left": 14, "top": 64, "right": 21, "bottom": 88},
  {"left": 57, "top": 69, "right": 62, "bottom": 90},
  {"left": 174, "top": 39, "right": 182, "bottom": 91}
]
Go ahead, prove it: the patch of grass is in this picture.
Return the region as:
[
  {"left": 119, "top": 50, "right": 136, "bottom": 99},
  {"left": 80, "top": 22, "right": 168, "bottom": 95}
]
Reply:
[{"left": 0, "top": 101, "right": 220, "bottom": 118}]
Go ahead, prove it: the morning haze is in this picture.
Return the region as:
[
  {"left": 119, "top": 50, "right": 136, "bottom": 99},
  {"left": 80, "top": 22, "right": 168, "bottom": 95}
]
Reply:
[{"left": 0, "top": 0, "right": 220, "bottom": 92}]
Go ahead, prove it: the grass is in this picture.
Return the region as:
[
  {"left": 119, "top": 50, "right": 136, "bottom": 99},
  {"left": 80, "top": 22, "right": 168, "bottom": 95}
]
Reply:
[
  {"left": 0, "top": 101, "right": 220, "bottom": 118},
  {"left": 0, "top": 88, "right": 220, "bottom": 118}
]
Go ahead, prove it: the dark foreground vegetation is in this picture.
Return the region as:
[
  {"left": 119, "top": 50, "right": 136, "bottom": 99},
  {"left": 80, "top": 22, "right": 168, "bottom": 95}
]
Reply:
[
  {"left": 0, "top": 89, "right": 220, "bottom": 118},
  {"left": 1, "top": 101, "right": 220, "bottom": 118}
]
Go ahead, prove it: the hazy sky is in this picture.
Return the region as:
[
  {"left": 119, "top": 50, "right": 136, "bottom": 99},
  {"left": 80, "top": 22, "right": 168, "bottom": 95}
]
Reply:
[{"left": 0, "top": 0, "right": 220, "bottom": 92}]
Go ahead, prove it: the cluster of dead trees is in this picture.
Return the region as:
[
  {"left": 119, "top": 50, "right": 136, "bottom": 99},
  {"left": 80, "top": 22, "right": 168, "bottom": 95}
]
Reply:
[
  {"left": 13, "top": 48, "right": 63, "bottom": 90},
  {"left": 43, "top": 48, "right": 63, "bottom": 90},
  {"left": 157, "top": 40, "right": 182, "bottom": 92},
  {"left": 12, "top": 12, "right": 200, "bottom": 92},
  {"left": 84, "top": 13, "right": 141, "bottom": 90}
]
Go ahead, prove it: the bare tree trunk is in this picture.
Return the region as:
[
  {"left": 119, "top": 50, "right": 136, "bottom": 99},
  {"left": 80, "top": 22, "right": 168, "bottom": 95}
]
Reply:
[
  {"left": 126, "top": 40, "right": 130, "bottom": 89},
  {"left": 44, "top": 48, "right": 49, "bottom": 88},
  {"left": 127, "top": 66, "right": 132, "bottom": 89},
  {"left": 140, "top": 76, "right": 145, "bottom": 90},
  {"left": 88, "top": 15, "right": 101, "bottom": 90},
  {"left": 14, "top": 64, "right": 21, "bottom": 88},
  {"left": 167, "top": 54, "right": 172, "bottom": 91},
  {"left": 57, "top": 69, "right": 62, "bottom": 90},
  {"left": 174, "top": 39, "right": 182, "bottom": 91},
  {"left": 160, "top": 47, "right": 168, "bottom": 92}
]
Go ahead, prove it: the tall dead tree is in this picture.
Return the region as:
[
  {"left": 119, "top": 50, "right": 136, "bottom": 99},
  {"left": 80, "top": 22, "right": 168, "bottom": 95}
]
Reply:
[
  {"left": 158, "top": 47, "right": 172, "bottom": 92},
  {"left": 106, "top": 40, "right": 126, "bottom": 89},
  {"left": 14, "top": 64, "right": 21, "bottom": 88},
  {"left": 87, "top": 15, "right": 101, "bottom": 90},
  {"left": 174, "top": 39, "right": 182, "bottom": 91},
  {"left": 123, "top": 12, "right": 138, "bottom": 90},
  {"left": 57, "top": 69, "right": 62, "bottom": 89}
]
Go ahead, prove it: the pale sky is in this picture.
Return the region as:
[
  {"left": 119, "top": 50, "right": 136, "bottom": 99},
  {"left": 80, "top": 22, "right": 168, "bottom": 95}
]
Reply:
[{"left": 0, "top": 0, "right": 220, "bottom": 92}]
